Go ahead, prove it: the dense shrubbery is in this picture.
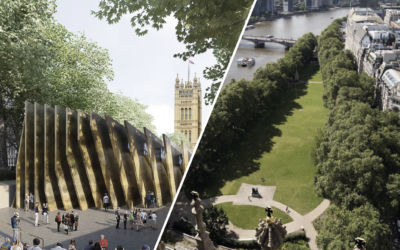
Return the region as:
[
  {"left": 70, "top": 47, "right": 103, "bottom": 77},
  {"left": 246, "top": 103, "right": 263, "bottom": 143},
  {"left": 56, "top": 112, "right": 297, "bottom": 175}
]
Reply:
[
  {"left": 315, "top": 17, "right": 394, "bottom": 249},
  {"left": 172, "top": 220, "right": 196, "bottom": 236},
  {"left": 183, "top": 32, "right": 318, "bottom": 198}
]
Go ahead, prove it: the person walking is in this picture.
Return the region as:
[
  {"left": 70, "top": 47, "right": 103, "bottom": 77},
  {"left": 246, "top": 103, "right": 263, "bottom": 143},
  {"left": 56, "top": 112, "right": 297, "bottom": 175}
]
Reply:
[
  {"left": 34, "top": 203, "right": 39, "bottom": 227},
  {"left": 42, "top": 203, "right": 48, "bottom": 225},
  {"left": 147, "top": 211, "right": 152, "bottom": 229},
  {"left": 123, "top": 211, "right": 128, "bottom": 230},
  {"left": 98, "top": 235, "right": 108, "bottom": 250},
  {"left": 146, "top": 191, "right": 151, "bottom": 208},
  {"left": 129, "top": 209, "right": 134, "bottom": 230},
  {"left": 11, "top": 212, "right": 19, "bottom": 242},
  {"left": 141, "top": 210, "right": 147, "bottom": 229},
  {"left": 151, "top": 211, "right": 157, "bottom": 229},
  {"left": 29, "top": 193, "right": 34, "bottom": 211},
  {"left": 115, "top": 208, "right": 120, "bottom": 229},
  {"left": 45, "top": 203, "right": 49, "bottom": 224},
  {"left": 24, "top": 194, "right": 29, "bottom": 212},
  {"left": 136, "top": 210, "right": 141, "bottom": 231},
  {"left": 55, "top": 212, "right": 61, "bottom": 232},
  {"left": 63, "top": 214, "right": 69, "bottom": 235},
  {"left": 69, "top": 211, "right": 75, "bottom": 231},
  {"left": 151, "top": 198, "right": 155, "bottom": 208},
  {"left": 103, "top": 194, "right": 109, "bottom": 212},
  {"left": 74, "top": 212, "right": 79, "bottom": 231}
]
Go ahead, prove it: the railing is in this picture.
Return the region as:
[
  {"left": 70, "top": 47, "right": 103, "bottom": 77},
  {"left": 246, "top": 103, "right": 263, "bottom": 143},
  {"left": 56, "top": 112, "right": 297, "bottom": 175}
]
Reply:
[{"left": 0, "top": 220, "right": 45, "bottom": 248}]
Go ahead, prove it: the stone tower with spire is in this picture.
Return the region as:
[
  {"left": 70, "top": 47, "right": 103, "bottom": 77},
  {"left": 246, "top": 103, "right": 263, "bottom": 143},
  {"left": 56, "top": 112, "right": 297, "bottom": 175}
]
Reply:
[{"left": 174, "top": 73, "right": 202, "bottom": 148}]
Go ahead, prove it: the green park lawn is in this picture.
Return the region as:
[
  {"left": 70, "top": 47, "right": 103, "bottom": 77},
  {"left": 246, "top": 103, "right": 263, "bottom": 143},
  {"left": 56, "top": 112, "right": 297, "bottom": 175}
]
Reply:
[
  {"left": 299, "top": 65, "right": 322, "bottom": 82},
  {"left": 220, "top": 83, "right": 328, "bottom": 215},
  {"left": 215, "top": 202, "right": 293, "bottom": 229}
]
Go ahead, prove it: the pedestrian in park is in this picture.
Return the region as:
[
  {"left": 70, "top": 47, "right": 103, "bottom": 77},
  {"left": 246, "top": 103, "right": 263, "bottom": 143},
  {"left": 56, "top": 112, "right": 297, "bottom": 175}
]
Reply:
[
  {"left": 129, "top": 209, "right": 134, "bottom": 230},
  {"left": 69, "top": 211, "right": 75, "bottom": 231},
  {"left": 42, "top": 203, "right": 48, "bottom": 225},
  {"left": 55, "top": 212, "right": 61, "bottom": 232},
  {"left": 11, "top": 212, "right": 19, "bottom": 242},
  {"left": 151, "top": 211, "right": 157, "bottom": 229},
  {"left": 93, "top": 243, "right": 101, "bottom": 250},
  {"left": 1, "top": 238, "right": 11, "bottom": 250},
  {"left": 103, "top": 193, "right": 109, "bottom": 212},
  {"left": 68, "top": 240, "right": 76, "bottom": 250},
  {"left": 115, "top": 207, "right": 120, "bottom": 229},
  {"left": 98, "top": 235, "right": 108, "bottom": 250},
  {"left": 49, "top": 243, "right": 66, "bottom": 250},
  {"left": 24, "top": 194, "right": 29, "bottom": 211},
  {"left": 11, "top": 239, "right": 23, "bottom": 250},
  {"left": 27, "top": 238, "right": 42, "bottom": 250},
  {"left": 83, "top": 241, "right": 94, "bottom": 250},
  {"left": 146, "top": 191, "right": 151, "bottom": 207},
  {"left": 123, "top": 211, "right": 128, "bottom": 229},
  {"left": 29, "top": 193, "right": 34, "bottom": 210},
  {"left": 34, "top": 202, "right": 39, "bottom": 227},
  {"left": 74, "top": 212, "right": 79, "bottom": 231},
  {"left": 141, "top": 245, "right": 150, "bottom": 250}
]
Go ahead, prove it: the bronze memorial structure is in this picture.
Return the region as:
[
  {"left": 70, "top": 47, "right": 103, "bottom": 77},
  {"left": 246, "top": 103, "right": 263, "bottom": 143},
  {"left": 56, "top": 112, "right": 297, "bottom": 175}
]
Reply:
[{"left": 13, "top": 101, "right": 193, "bottom": 211}]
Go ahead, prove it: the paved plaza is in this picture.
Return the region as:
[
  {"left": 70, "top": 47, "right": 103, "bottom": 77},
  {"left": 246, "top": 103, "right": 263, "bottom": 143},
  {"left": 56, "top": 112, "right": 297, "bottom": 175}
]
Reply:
[{"left": 0, "top": 205, "right": 169, "bottom": 250}]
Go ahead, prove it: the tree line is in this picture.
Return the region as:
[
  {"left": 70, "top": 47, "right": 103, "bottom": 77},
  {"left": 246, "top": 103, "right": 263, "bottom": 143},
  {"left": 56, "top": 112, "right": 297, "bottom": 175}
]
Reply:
[
  {"left": 0, "top": 0, "right": 189, "bottom": 169},
  {"left": 315, "top": 18, "right": 398, "bottom": 249},
  {"left": 182, "top": 31, "right": 318, "bottom": 198}
]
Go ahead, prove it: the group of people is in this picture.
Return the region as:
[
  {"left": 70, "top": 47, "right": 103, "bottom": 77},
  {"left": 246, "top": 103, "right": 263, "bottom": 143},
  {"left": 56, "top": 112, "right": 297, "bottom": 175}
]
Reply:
[
  {"left": 54, "top": 211, "right": 80, "bottom": 234},
  {"left": 103, "top": 192, "right": 157, "bottom": 212},
  {"left": 114, "top": 207, "right": 157, "bottom": 231},
  {"left": 2, "top": 236, "right": 152, "bottom": 250}
]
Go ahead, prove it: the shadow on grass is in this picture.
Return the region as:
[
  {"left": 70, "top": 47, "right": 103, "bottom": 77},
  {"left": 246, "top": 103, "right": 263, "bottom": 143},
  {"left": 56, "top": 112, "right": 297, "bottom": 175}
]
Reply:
[
  {"left": 299, "top": 65, "right": 320, "bottom": 82},
  {"left": 184, "top": 83, "right": 308, "bottom": 199}
]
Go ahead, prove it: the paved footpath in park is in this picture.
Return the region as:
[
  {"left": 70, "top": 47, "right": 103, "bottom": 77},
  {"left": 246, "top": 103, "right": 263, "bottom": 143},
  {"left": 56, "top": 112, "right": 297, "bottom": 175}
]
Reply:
[
  {"left": 203, "top": 183, "right": 330, "bottom": 250},
  {"left": 0, "top": 205, "right": 169, "bottom": 250}
]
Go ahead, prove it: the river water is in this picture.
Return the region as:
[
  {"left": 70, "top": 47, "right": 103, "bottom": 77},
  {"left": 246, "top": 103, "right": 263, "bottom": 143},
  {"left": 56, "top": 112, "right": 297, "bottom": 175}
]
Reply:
[{"left": 223, "top": 7, "right": 350, "bottom": 85}]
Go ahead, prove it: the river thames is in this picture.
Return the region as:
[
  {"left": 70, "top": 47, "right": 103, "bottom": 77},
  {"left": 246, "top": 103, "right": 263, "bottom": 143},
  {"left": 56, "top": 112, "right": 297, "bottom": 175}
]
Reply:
[{"left": 223, "top": 7, "right": 350, "bottom": 85}]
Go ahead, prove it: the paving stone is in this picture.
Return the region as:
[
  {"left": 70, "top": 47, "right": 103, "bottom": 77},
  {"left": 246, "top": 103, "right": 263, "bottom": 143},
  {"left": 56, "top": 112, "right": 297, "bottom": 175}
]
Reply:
[{"left": 0, "top": 205, "right": 169, "bottom": 250}]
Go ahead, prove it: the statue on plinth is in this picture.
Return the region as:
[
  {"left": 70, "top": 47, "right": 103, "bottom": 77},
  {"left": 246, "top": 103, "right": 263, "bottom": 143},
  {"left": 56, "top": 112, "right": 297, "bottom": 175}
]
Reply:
[
  {"left": 255, "top": 206, "right": 287, "bottom": 250},
  {"left": 354, "top": 237, "right": 366, "bottom": 250},
  {"left": 191, "top": 191, "right": 215, "bottom": 250},
  {"left": 156, "top": 241, "right": 165, "bottom": 250}
]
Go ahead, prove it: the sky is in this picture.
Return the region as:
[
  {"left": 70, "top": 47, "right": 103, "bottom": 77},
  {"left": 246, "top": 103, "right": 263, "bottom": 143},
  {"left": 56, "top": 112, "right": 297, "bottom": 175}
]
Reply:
[{"left": 54, "top": 0, "right": 217, "bottom": 136}]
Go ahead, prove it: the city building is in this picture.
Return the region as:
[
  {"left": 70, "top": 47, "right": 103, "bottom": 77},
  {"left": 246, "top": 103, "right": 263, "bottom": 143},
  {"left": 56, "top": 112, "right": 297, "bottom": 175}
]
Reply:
[
  {"left": 174, "top": 74, "right": 202, "bottom": 148},
  {"left": 384, "top": 9, "right": 400, "bottom": 25},
  {"left": 252, "top": 0, "right": 275, "bottom": 15},
  {"left": 359, "top": 0, "right": 379, "bottom": 8},
  {"left": 377, "top": 68, "right": 400, "bottom": 113},
  {"left": 305, "top": 0, "right": 333, "bottom": 9},
  {"left": 283, "top": 0, "right": 293, "bottom": 12}
]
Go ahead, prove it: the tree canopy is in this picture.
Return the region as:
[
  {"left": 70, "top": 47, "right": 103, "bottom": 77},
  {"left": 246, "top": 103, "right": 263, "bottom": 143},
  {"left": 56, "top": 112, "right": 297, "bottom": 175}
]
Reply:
[{"left": 92, "top": 0, "right": 254, "bottom": 105}]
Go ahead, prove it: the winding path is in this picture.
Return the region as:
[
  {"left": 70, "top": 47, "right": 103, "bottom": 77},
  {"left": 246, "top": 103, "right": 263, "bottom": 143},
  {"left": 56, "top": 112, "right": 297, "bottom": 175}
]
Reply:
[{"left": 202, "top": 183, "right": 330, "bottom": 250}]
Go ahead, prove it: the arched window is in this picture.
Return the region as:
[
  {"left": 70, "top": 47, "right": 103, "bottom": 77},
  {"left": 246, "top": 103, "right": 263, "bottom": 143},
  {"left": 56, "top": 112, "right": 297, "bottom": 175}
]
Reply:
[
  {"left": 189, "top": 108, "right": 192, "bottom": 120},
  {"left": 181, "top": 109, "right": 184, "bottom": 120},
  {"left": 189, "top": 130, "right": 191, "bottom": 142},
  {"left": 185, "top": 108, "right": 188, "bottom": 120}
]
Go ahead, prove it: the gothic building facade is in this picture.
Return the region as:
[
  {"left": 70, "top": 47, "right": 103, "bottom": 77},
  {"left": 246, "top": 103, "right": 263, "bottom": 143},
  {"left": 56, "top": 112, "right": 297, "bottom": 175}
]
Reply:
[{"left": 174, "top": 74, "right": 202, "bottom": 148}]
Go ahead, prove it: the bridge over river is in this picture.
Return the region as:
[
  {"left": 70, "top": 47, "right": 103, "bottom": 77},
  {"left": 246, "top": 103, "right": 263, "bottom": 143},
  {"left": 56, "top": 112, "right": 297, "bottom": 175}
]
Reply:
[{"left": 242, "top": 35, "right": 297, "bottom": 49}]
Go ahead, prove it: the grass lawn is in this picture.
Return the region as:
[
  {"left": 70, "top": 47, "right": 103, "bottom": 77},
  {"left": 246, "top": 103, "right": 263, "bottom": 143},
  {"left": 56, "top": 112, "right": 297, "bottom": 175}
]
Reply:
[
  {"left": 299, "top": 65, "right": 322, "bottom": 82},
  {"left": 220, "top": 83, "right": 328, "bottom": 215},
  {"left": 215, "top": 202, "right": 293, "bottom": 229}
]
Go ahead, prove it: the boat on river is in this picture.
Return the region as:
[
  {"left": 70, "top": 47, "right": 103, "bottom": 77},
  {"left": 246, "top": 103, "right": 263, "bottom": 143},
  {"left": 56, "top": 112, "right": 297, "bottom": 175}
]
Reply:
[{"left": 237, "top": 57, "right": 255, "bottom": 67}]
